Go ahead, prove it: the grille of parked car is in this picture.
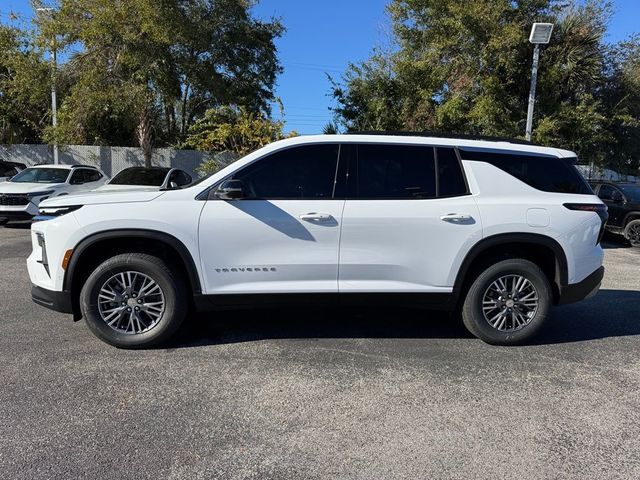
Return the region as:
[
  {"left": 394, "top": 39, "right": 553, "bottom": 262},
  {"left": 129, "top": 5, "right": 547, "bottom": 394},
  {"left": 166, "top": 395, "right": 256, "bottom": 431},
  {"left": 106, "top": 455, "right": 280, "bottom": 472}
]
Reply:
[{"left": 0, "top": 194, "right": 30, "bottom": 206}]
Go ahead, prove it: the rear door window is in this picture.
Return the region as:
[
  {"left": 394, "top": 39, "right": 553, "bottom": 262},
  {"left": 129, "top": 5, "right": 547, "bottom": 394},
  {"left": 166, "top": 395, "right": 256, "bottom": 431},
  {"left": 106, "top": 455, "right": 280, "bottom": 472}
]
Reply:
[
  {"left": 436, "top": 147, "right": 468, "bottom": 197},
  {"left": 355, "top": 144, "right": 436, "bottom": 199}
]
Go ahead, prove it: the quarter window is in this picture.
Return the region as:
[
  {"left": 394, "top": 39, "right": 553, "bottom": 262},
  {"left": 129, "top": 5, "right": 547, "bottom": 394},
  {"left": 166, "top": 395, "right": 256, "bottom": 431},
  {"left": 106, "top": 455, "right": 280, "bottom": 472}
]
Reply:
[
  {"left": 355, "top": 145, "right": 436, "bottom": 199},
  {"left": 231, "top": 144, "right": 340, "bottom": 199},
  {"left": 460, "top": 149, "right": 592, "bottom": 194}
]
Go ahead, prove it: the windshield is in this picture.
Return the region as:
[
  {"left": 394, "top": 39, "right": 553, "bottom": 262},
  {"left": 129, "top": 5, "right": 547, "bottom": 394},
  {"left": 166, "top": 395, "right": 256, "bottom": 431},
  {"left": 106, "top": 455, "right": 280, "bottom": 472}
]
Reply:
[
  {"left": 11, "top": 167, "right": 69, "bottom": 184},
  {"left": 109, "top": 168, "right": 168, "bottom": 186},
  {"left": 619, "top": 185, "right": 640, "bottom": 202}
]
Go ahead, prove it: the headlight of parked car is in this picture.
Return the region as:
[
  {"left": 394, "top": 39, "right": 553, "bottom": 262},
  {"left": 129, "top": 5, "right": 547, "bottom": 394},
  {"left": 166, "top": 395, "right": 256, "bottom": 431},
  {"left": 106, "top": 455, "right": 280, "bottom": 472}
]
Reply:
[
  {"left": 33, "top": 205, "right": 83, "bottom": 222},
  {"left": 27, "top": 190, "right": 55, "bottom": 201}
]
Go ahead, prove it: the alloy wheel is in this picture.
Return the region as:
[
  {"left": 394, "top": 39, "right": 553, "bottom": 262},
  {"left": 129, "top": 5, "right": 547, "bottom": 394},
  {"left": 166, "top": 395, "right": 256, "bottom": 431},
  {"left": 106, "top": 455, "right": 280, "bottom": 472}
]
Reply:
[
  {"left": 481, "top": 274, "right": 539, "bottom": 332},
  {"left": 97, "top": 271, "right": 166, "bottom": 334},
  {"left": 628, "top": 223, "right": 640, "bottom": 247}
]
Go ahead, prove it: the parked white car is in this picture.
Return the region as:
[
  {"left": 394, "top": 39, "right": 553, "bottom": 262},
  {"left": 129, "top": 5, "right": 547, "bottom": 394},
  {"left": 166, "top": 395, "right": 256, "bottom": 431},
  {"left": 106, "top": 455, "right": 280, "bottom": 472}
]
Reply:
[
  {"left": 0, "top": 164, "right": 107, "bottom": 222},
  {"left": 96, "top": 167, "right": 193, "bottom": 192},
  {"left": 29, "top": 134, "right": 606, "bottom": 348}
]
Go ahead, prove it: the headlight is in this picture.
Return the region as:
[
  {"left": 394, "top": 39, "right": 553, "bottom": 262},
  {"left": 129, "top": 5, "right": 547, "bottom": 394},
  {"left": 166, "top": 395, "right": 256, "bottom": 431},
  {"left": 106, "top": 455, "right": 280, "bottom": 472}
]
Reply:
[
  {"left": 33, "top": 205, "right": 83, "bottom": 223},
  {"left": 27, "top": 190, "right": 55, "bottom": 198}
]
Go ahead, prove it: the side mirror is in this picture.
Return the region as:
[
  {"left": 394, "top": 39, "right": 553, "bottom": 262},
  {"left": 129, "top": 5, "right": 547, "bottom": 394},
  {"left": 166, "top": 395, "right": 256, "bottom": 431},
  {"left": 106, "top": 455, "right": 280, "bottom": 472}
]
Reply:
[
  {"left": 214, "top": 179, "right": 246, "bottom": 200},
  {"left": 612, "top": 193, "right": 624, "bottom": 204},
  {"left": 169, "top": 181, "right": 179, "bottom": 189}
]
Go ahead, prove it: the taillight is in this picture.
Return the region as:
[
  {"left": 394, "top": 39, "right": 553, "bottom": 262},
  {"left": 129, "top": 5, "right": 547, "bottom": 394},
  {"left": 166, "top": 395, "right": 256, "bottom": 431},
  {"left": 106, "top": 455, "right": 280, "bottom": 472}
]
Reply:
[{"left": 563, "top": 203, "right": 608, "bottom": 244}]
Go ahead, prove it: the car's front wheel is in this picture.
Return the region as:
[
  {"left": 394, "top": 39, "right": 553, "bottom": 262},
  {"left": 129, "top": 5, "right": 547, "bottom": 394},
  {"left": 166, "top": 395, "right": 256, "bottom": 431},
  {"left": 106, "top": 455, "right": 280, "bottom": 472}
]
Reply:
[
  {"left": 461, "top": 258, "right": 552, "bottom": 345},
  {"left": 625, "top": 219, "right": 640, "bottom": 248},
  {"left": 80, "top": 253, "right": 187, "bottom": 348}
]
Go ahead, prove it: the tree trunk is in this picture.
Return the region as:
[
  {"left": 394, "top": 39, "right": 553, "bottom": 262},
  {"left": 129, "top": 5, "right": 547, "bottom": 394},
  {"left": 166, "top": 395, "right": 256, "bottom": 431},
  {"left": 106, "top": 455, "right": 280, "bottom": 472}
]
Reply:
[{"left": 136, "top": 108, "right": 153, "bottom": 167}]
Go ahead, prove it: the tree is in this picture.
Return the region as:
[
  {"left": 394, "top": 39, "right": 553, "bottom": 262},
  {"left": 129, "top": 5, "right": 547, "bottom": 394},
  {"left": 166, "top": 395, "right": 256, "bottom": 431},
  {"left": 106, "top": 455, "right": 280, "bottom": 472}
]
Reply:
[
  {"left": 38, "top": 0, "right": 283, "bottom": 166},
  {"left": 330, "top": 0, "right": 640, "bottom": 169},
  {"left": 182, "top": 105, "right": 297, "bottom": 175},
  {"left": 0, "top": 24, "right": 51, "bottom": 144}
]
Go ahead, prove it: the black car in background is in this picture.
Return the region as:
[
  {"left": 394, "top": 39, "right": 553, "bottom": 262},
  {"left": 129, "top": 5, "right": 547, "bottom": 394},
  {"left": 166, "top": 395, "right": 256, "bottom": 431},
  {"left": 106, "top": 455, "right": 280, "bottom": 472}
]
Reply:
[
  {"left": 589, "top": 181, "right": 640, "bottom": 247},
  {"left": 98, "top": 167, "right": 193, "bottom": 191},
  {"left": 0, "top": 160, "right": 27, "bottom": 181}
]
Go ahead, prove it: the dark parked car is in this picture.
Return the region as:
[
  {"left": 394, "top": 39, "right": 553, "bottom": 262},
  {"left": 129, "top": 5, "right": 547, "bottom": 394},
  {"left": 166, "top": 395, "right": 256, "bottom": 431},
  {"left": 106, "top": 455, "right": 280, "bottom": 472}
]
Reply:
[
  {"left": 0, "top": 160, "right": 26, "bottom": 182},
  {"left": 589, "top": 181, "right": 640, "bottom": 247},
  {"left": 98, "top": 167, "right": 193, "bottom": 191}
]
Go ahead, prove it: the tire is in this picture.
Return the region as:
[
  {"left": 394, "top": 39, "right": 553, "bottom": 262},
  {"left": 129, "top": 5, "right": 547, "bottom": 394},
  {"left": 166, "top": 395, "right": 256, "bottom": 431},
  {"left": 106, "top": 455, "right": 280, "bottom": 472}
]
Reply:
[
  {"left": 461, "top": 258, "right": 552, "bottom": 345},
  {"left": 624, "top": 219, "right": 640, "bottom": 248},
  {"left": 80, "top": 253, "right": 187, "bottom": 349}
]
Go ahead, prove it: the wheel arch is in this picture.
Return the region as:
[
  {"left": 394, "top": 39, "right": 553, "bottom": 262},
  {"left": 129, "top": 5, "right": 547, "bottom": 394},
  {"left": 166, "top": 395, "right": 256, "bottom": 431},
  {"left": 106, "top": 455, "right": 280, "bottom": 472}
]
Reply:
[
  {"left": 452, "top": 233, "right": 568, "bottom": 306},
  {"left": 64, "top": 229, "right": 202, "bottom": 318},
  {"left": 623, "top": 212, "right": 640, "bottom": 227}
]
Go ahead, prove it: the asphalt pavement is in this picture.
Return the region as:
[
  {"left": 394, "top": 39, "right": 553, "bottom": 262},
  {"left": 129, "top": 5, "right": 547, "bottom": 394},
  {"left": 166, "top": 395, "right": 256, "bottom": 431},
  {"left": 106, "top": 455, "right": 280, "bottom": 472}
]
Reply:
[{"left": 1, "top": 224, "right": 639, "bottom": 479}]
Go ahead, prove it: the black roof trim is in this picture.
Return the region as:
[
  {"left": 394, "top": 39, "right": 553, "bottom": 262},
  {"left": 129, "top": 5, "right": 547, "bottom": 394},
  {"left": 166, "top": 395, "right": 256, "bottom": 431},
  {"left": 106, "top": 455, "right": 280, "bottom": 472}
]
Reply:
[
  {"left": 588, "top": 180, "right": 638, "bottom": 185},
  {"left": 348, "top": 131, "right": 539, "bottom": 146},
  {"left": 70, "top": 164, "right": 98, "bottom": 169}
]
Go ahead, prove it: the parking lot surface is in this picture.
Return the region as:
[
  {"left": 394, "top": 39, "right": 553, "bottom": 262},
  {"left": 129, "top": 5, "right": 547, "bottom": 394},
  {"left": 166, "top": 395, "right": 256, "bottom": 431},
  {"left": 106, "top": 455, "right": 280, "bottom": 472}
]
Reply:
[{"left": 1, "top": 225, "right": 639, "bottom": 479}]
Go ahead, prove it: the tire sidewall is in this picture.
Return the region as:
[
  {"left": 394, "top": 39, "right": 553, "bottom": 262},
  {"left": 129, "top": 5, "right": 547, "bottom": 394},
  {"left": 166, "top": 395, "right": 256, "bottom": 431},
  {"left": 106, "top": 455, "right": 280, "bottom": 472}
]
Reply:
[
  {"left": 80, "top": 254, "right": 186, "bottom": 348},
  {"left": 463, "top": 259, "right": 551, "bottom": 345}
]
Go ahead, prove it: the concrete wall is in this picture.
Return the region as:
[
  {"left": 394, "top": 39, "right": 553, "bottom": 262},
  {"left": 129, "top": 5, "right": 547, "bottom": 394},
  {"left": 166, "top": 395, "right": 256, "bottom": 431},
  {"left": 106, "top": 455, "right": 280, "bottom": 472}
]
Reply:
[
  {"left": 577, "top": 165, "right": 639, "bottom": 183},
  {"left": 0, "top": 144, "right": 212, "bottom": 179}
]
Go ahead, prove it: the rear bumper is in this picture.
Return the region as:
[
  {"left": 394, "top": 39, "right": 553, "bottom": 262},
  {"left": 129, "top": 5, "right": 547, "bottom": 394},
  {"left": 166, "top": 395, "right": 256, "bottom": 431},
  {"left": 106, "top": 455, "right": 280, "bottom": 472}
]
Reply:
[
  {"left": 31, "top": 284, "right": 73, "bottom": 314},
  {"left": 557, "top": 266, "right": 604, "bottom": 305}
]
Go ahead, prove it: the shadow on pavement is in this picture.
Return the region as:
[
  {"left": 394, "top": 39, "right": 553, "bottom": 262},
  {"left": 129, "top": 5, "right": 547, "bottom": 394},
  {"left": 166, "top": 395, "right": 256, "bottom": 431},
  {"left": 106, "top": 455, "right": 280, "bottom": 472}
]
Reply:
[
  {"left": 172, "top": 306, "right": 469, "bottom": 349},
  {"left": 170, "top": 289, "right": 640, "bottom": 349},
  {"left": 601, "top": 231, "right": 632, "bottom": 249},
  {"left": 535, "top": 289, "right": 640, "bottom": 345},
  {"left": 3, "top": 221, "right": 32, "bottom": 230}
]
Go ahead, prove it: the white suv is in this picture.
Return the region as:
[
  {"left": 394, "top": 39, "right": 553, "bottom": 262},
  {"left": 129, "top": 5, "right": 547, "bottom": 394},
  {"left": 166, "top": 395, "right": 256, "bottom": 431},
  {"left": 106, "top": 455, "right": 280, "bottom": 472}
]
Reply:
[
  {"left": 28, "top": 134, "right": 606, "bottom": 348},
  {"left": 0, "top": 164, "right": 107, "bottom": 222}
]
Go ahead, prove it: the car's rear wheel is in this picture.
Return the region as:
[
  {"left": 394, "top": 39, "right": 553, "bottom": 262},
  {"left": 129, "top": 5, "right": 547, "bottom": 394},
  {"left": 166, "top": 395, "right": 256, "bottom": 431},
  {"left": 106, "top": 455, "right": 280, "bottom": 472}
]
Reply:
[
  {"left": 461, "top": 258, "right": 552, "bottom": 345},
  {"left": 80, "top": 253, "right": 187, "bottom": 348},
  {"left": 625, "top": 219, "right": 640, "bottom": 247}
]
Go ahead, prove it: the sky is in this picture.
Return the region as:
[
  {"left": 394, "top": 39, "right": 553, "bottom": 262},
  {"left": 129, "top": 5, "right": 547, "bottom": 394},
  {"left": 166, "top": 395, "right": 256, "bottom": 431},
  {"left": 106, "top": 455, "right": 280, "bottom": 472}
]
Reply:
[{"left": 2, "top": 0, "right": 639, "bottom": 134}]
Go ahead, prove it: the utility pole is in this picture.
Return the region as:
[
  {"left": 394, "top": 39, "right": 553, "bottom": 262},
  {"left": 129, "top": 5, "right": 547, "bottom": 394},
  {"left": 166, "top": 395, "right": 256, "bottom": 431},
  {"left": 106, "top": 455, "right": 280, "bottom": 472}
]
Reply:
[
  {"left": 525, "top": 23, "right": 554, "bottom": 142},
  {"left": 36, "top": 7, "right": 58, "bottom": 164},
  {"left": 525, "top": 44, "right": 540, "bottom": 142}
]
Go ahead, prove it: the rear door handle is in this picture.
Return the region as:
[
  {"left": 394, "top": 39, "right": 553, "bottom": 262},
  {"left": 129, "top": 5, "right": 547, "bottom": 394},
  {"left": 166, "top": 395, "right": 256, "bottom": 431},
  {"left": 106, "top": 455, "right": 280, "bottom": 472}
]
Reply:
[
  {"left": 300, "top": 212, "right": 333, "bottom": 222},
  {"left": 440, "top": 213, "right": 473, "bottom": 223}
]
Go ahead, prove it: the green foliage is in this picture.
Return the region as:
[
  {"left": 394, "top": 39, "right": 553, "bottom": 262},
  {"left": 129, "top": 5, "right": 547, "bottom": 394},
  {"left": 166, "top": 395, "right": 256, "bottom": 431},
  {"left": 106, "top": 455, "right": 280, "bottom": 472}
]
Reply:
[
  {"left": 0, "top": 24, "right": 52, "bottom": 144},
  {"left": 322, "top": 121, "right": 339, "bottom": 134},
  {"left": 37, "top": 0, "right": 284, "bottom": 162},
  {"left": 183, "top": 106, "right": 297, "bottom": 158},
  {"left": 196, "top": 158, "right": 224, "bottom": 177},
  {"left": 331, "top": 0, "right": 640, "bottom": 169}
]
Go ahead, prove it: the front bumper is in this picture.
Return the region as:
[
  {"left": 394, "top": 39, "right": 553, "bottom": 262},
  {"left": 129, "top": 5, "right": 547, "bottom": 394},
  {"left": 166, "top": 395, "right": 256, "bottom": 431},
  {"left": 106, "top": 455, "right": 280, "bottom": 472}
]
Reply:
[
  {"left": 0, "top": 210, "right": 34, "bottom": 220},
  {"left": 31, "top": 284, "right": 74, "bottom": 314},
  {"left": 0, "top": 203, "right": 38, "bottom": 219},
  {"left": 557, "top": 266, "right": 604, "bottom": 305}
]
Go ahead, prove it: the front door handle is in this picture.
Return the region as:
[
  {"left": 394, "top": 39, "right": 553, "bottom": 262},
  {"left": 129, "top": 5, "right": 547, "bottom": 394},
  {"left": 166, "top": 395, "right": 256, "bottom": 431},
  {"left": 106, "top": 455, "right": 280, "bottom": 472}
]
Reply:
[
  {"left": 440, "top": 213, "right": 473, "bottom": 223},
  {"left": 300, "top": 212, "right": 333, "bottom": 222}
]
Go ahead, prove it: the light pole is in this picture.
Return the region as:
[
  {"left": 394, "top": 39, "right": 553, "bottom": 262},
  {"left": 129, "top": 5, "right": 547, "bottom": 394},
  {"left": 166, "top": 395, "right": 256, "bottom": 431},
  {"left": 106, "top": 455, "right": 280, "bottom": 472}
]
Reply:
[
  {"left": 525, "top": 22, "right": 554, "bottom": 142},
  {"left": 36, "top": 7, "right": 59, "bottom": 164}
]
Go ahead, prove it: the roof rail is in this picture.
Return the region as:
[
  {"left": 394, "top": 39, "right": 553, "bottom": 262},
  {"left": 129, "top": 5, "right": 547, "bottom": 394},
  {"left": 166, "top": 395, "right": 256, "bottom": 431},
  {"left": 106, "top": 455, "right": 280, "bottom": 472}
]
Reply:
[
  {"left": 70, "top": 164, "right": 98, "bottom": 169},
  {"left": 348, "top": 130, "right": 538, "bottom": 146}
]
